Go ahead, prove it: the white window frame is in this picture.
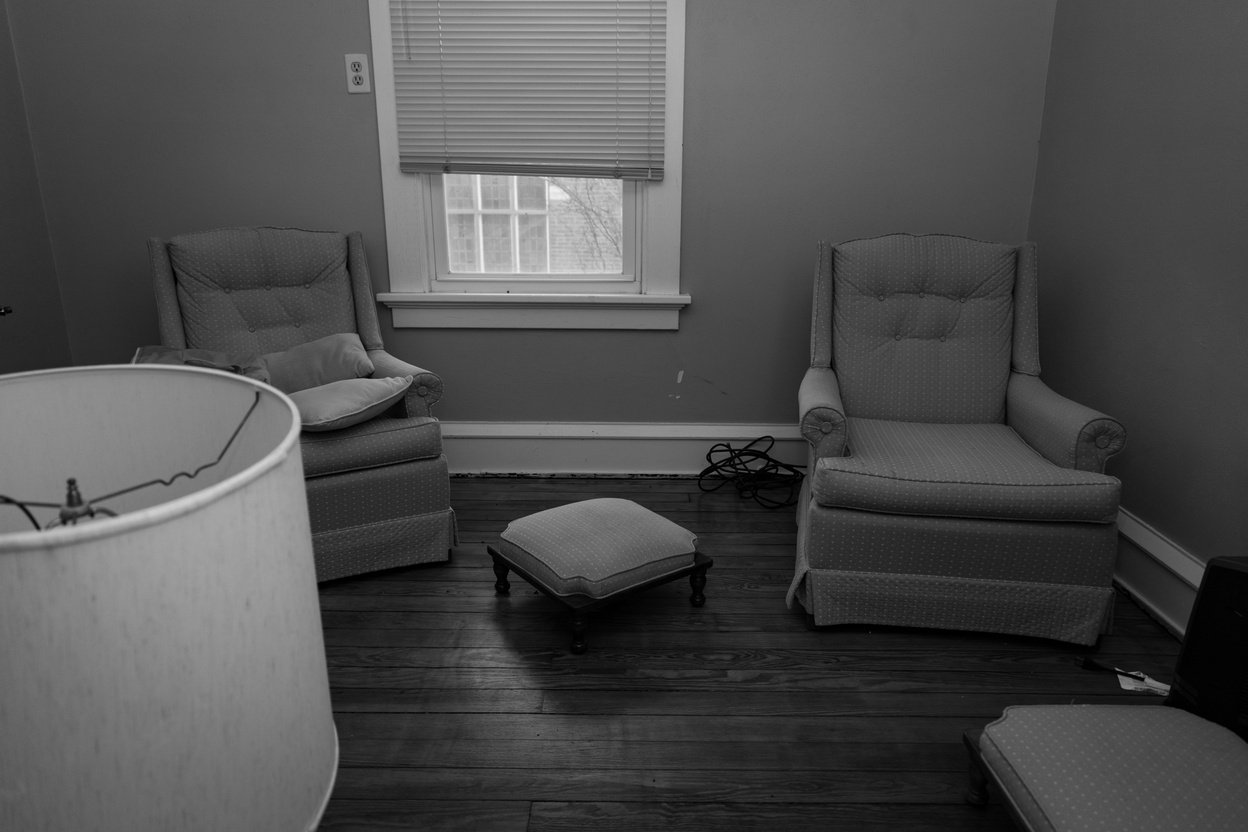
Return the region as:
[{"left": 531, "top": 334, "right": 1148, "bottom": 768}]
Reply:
[{"left": 368, "top": 0, "right": 689, "bottom": 330}]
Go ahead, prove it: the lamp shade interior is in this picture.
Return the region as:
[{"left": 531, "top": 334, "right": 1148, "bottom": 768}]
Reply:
[{"left": 0, "top": 364, "right": 337, "bottom": 832}]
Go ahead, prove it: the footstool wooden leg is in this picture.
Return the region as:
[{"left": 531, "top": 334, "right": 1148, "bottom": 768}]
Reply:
[
  {"left": 689, "top": 564, "right": 708, "bottom": 607},
  {"left": 570, "top": 610, "right": 589, "bottom": 654},
  {"left": 962, "top": 729, "right": 990, "bottom": 806},
  {"left": 490, "top": 550, "right": 511, "bottom": 595}
]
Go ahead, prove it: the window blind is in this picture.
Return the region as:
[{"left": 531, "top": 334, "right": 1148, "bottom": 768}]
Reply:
[{"left": 389, "top": 0, "right": 666, "bottom": 180}]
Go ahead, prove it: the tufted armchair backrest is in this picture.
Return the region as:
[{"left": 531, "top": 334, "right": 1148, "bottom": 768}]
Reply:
[
  {"left": 811, "top": 233, "right": 1040, "bottom": 424},
  {"left": 150, "top": 226, "right": 385, "bottom": 355}
]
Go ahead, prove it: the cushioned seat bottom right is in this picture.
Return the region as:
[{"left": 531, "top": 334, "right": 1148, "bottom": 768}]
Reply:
[
  {"left": 979, "top": 704, "right": 1248, "bottom": 832},
  {"left": 812, "top": 418, "right": 1121, "bottom": 523}
]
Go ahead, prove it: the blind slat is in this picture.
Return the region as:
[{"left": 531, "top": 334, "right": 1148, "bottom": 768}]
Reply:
[{"left": 389, "top": 0, "right": 666, "bottom": 180}]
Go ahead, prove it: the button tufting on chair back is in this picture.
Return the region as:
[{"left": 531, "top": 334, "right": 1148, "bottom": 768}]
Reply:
[
  {"left": 830, "top": 233, "right": 1019, "bottom": 424},
  {"left": 166, "top": 227, "right": 359, "bottom": 355}
]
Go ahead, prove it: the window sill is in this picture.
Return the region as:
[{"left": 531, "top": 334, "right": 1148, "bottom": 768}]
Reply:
[{"left": 376, "top": 292, "right": 691, "bottom": 330}]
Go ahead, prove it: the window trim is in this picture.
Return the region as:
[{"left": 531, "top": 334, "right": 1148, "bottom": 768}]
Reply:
[{"left": 368, "top": 0, "right": 689, "bottom": 330}]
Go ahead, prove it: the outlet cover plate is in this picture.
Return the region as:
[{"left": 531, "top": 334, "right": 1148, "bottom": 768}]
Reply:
[{"left": 345, "top": 53, "right": 371, "bottom": 94}]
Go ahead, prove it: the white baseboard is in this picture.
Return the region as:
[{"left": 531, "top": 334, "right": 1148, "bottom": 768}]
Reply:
[
  {"left": 440, "top": 421, "right": 804, "bottom": 476},
  {"left": 1114, "top": 508, "right": 1203, "bottom": 637}
]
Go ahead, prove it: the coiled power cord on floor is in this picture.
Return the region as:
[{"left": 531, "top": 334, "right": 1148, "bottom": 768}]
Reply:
[{"left": 697, "top": 436, "right": 805, "bottom": 509}]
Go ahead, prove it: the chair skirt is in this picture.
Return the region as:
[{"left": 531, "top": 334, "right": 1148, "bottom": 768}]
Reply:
[{"left": 788, "top": 497, "right": 1117, "bottom": 645}]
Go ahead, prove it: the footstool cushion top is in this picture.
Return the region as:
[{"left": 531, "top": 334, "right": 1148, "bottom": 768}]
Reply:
[
  {"left": 980, "top": 704, "right": 1248, "bottom": 832},
  {"left": 497, "top": 498, "right": 698, "bottom": 599}
]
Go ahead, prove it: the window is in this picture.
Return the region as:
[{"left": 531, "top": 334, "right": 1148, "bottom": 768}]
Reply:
[
  {"left": 437, "top": 174, "right": 629, "bottom": 278},
  {"left": 368, "top": 0, "right": 688, "bottom": 329}
]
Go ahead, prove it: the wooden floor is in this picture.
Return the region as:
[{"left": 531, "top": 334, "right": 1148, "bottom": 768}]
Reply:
[{"left": 316, "top": 476, "right": 1180, "bottom": 832}]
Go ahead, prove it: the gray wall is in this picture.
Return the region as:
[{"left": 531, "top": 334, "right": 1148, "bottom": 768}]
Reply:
[
  {"left": 0, "top": 0, "right": 68, "bottom": 374},
  {"left": 1028, "top": 0, "right": 1248, "bottom": 564},
  {"left": 6, "top": 0, "right": 1055, "bottom": 424},
  {"left": 5, "top": 0, "right": 383, "bottom": 369}
]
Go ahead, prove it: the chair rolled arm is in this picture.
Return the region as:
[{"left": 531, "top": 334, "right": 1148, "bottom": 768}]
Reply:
[
  {"left": 1007, "top": 372, "right": 1125, "bottom": 473},
  {"left": 368, "top": 349, "right": 443, "bottom": 417},
  {"left": 799, "top": 367, "right": 848, "bottom": 458}
]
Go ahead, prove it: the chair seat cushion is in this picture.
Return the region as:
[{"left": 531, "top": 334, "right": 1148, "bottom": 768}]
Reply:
[
  {"left": 497, "top": 498, "right": 697, "bottom": 599},
  {"left": 811, "top": 418, "right": 1120, "bottom": 522},
  {"left": 300, "top": 413, "right": 443, "bottom": 477},
  {"left": 980, "top": 705, "right": 1248, "bottom": 832}
]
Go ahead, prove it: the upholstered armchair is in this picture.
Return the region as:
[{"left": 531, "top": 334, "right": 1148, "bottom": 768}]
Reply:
[
  {"left": 786, "top": 233, "right": 1125, "bottom": 645},
  {"left": 149, "top": 226, "right": 456, "bottom": 582}
]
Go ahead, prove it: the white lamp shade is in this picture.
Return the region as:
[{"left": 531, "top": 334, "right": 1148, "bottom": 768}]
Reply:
[{"left": 0, "top": 365, "right": 337, "bottom": 831}]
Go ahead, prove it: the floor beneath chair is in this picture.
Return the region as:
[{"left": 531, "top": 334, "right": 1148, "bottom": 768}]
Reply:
[{"left": 316, "top": 476, "right": 1180, "bottom": 832}]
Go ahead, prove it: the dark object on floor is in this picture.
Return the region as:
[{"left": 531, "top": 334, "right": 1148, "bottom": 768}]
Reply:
[
  {"left": 1075, "top": 655, "right": 1153, "bottom": 684},
  {"left": 697, "top": 436, "right": 805, "bottom": 509},
  {"left": 964, "top": 555, "right": 1248, "bottom": 831},
  {"left": 487, "top": 498, "right": 712, "bottom": 654}
]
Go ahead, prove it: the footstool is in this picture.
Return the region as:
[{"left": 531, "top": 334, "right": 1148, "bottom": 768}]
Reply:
[{"left": 487, "top": 498, "right": 713, "bottom": 654}]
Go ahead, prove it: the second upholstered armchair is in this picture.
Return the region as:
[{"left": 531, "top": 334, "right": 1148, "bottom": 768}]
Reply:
[
  {"left": 787, "top": 233, "right": 1125, "bottom": 646},
  {"left": 148, "top": 225, "right": 456, "bottom": 582}
]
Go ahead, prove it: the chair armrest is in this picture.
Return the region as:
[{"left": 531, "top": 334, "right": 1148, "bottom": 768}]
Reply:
[
  {"left": 368, "top": 349, "right": 443, "bottom": 417},
  {"left": 799, "top": 367, "right": 848, "bottom": 458},
  {"left": 1007, "top": 372, "right": 1125, "bottom": 473}
]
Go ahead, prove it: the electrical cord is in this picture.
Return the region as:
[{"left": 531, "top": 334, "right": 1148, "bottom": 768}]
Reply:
[
  {"left": 697, "top": 435, "right": 805, "bottom": 509},
  {"left": 1, "top": 495, "right": 46, "bottom": 530}
]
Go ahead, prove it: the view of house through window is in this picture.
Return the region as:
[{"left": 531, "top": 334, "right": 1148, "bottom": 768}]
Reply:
[{"left": 442, "top": 174, "right": 624, "bottom": 275}]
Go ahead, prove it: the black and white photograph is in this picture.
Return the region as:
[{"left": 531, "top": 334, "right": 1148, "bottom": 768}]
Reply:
[{"left": 2, "top": 2, "right": 1245, "bottom": 830}]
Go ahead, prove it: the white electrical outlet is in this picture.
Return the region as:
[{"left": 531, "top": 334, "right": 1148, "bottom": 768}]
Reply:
[{"left": 345, "top": 53, "right": 371, "bottom": 94}]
